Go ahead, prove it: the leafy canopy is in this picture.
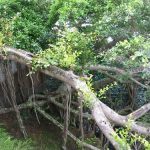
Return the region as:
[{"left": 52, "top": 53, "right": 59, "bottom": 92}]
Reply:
[{"left": 0, "top": 0, "right": 149, "bottom": 73}]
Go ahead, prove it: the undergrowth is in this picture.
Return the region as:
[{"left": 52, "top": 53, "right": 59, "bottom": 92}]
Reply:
[{"left": 0, "top": 127, "right": 33, "bottom": 150}]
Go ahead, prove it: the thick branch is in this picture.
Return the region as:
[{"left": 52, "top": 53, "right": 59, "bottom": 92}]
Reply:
[
  {"left": 127, "top": 102, "right": 150, "bottom": 120},
  {"left": 100, "top": 102, "right": 150, "bottom": 136}
]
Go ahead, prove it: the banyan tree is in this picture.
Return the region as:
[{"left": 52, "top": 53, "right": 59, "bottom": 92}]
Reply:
[{"left": 0, "top": 0, "right": 150, "bottom": 150}]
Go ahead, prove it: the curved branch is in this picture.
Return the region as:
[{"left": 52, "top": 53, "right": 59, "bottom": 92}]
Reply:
[
  {"left": 100, "top": 102, "right": 150, "bottom": 136},
  {"left": 87, "top": 65, "right": 148, "bottom": 89},
  {"left": 127, "top": 102, "right": 150, "bottom": 120}
]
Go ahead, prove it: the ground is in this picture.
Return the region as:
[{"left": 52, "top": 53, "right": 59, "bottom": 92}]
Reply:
[{"left": 0, "top": 111, "right": 78, "bottom": 150}]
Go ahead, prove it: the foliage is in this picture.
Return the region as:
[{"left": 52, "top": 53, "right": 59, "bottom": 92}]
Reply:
[
  {"left": 113, "top": 126, "right": 150, "bottom": 150},
  {"left": 113, "top": 118, "right": 150, "bottom": 150},
  {"left": 0, "top": 0, "right": 51, "bottom": 52},
  {"left": 0, "top": 127, "right": 33, "bottom": 150},
  {"left": 97, "top": 82, "right": 117, "bottom": 99},
  {"left": 102, "top": 36, "right": 150, "bottom": 77},
  {"left": 96, "top": 0, "right": 150, "bottom": 38},
  {"left": 80, "top": 76, "right": 96, "bottom": 107},
  {"left": 57, "top": 0, "right": 89, "bottom": 22},
  {"left": 31, "top": 29, "right": 94, "bottom": 70},
  {"left": 1, "top": 0, "right": 149, "bottom": 57}
]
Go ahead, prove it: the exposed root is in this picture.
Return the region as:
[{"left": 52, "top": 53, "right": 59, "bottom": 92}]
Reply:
[{"left": 36, "top": 107, "right": 100, "bottom": 150}]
